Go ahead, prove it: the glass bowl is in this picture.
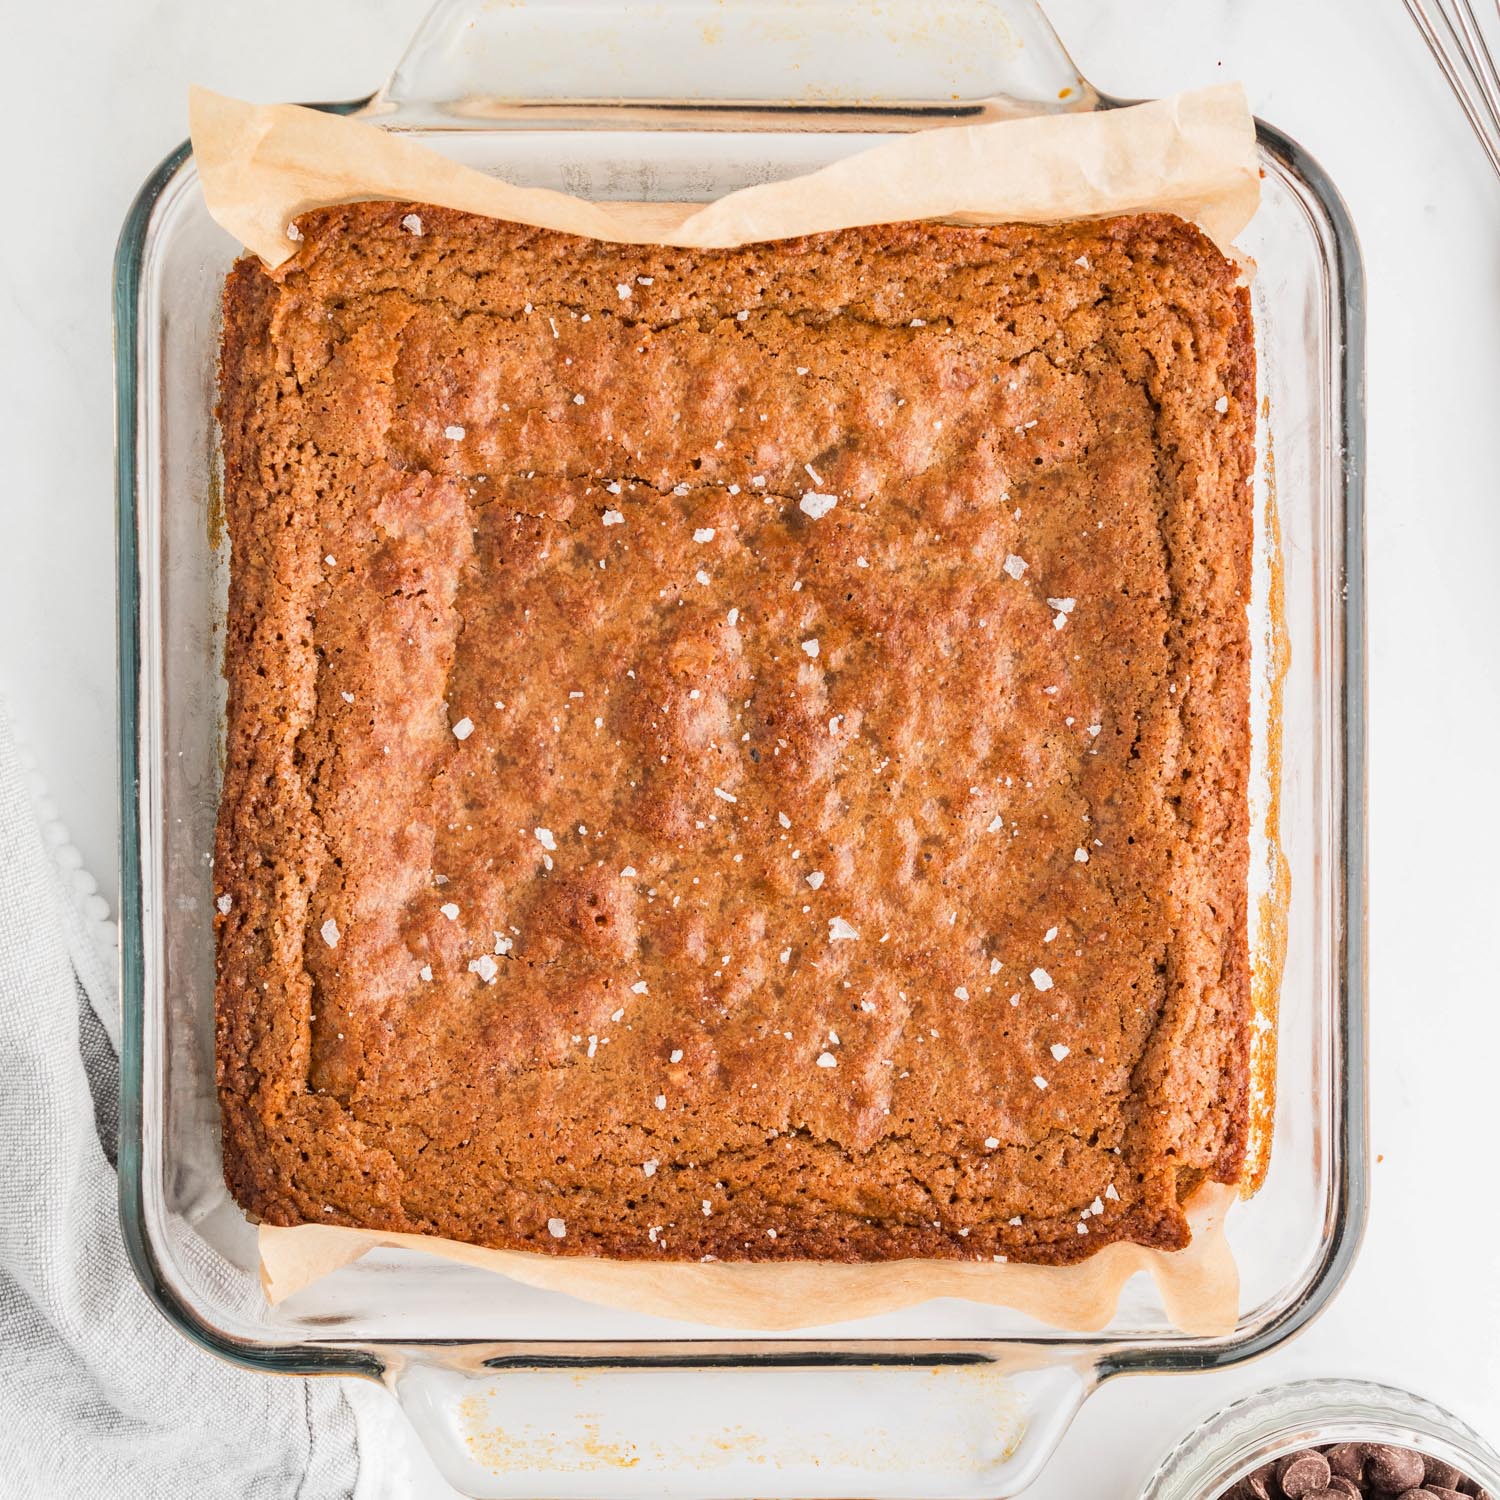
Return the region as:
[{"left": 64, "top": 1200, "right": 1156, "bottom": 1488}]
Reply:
[{"left": 1143, "top": 1379, "right": 1500, "bottom": 1500}]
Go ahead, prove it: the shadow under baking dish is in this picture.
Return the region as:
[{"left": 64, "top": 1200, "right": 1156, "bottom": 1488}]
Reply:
[{"left": 114, "top": 1, "right": 1366, "bottom": 1494}]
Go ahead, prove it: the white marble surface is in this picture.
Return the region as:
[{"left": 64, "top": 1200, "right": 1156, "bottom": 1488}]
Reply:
[{"left": 7, "top": 0, "right": 1500, "bottom": 1494}]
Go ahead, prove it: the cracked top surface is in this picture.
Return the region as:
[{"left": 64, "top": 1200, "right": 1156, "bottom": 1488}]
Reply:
[{"left": 215, "top": 203, "right": 1254, "bottom": 1264}]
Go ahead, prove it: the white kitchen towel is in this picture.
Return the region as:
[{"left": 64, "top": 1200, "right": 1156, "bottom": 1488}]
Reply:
[{"left": 0, "top": 704, "right": 405, "bottom": 1500}]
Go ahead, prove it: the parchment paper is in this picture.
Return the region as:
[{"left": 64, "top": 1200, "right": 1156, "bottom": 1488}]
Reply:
[
  {"left": 189, "top": 83, "right": 1260, "bottom": 269},
  {"left": 260, "top": 1182, "right": 1238, "bottom": 1334},
  {"left": 191, "top": 81, "right": 1263, "bottom": 1337}
]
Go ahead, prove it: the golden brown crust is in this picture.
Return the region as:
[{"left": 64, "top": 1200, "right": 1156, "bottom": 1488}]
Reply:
[{"left": 214, "top": 204, "right": 1254, "bottom": 1264}]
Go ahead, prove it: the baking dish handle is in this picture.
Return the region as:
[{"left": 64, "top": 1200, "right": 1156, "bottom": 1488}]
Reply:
[
  {"left": 386, "top": 1348, "right": 1095, "bottom": 1499},
  {"left": 371, "top": 0, "right": 1100, "bottom": 125}
]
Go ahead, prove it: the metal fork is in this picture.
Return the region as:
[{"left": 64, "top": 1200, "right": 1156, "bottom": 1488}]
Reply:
[{"left": 1404, "top": 0, "right": 1500, "bottom": 178}]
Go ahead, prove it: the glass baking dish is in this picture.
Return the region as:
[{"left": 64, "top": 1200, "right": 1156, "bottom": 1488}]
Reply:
[{"left": 113, "top": 2, "right": 1368, "bottom": 1494}]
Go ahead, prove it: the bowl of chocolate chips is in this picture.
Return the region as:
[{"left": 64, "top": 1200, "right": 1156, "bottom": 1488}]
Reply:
[{"left": 1142, "top": 1380, "right": 1500, "bottom": 1500}]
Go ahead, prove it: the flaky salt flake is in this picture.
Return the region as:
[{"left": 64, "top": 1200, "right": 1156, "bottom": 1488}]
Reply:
[
  {"left": 1047, "top": 597, "right": 1076, "bottom": 613},
  {"left": 856, "top": 555, "right": 870, "bottom": 568},
  {"left": 695, "top": 569, "right": 711, "bottom": 585},
  {"left": 606, "top": 480, "right": 622, "bottom": 495},
  {"left": 286, "top": 221, "right": 304, "bottom": 242},
  {"left": 670, "top": 1048, "right": 684, "bottom": 1063},
  {"left": 444, "top": 424, "right": 465, "bottom": 440},
  {"left": 799, "top": 491, "right": 837, "bottom": 520},
  {"left": 547, "top": 1217, "right": 567, "bottom": 1239},
  {"left": 801, "top": 638, "right": 820, "bottom": 658},
  {"left": 779, "top": 947, "right": 792, "bottom": 964},
  {"left": 1105, "top": 1183, "right": 1121, "bottom": 1201},
  {"left": 777, "top": 812, "right": 791, "bottom": 829},
  {"left": 1090, "top": 1196, "right": 1105, "bottom": 1216},
  {"left": 419, "top": 965, "right": 433, "bottom": 982},
  {"left": 340, "top": 691, "right": 354, "bottom": 704},
  {"left": 452, "top": 716, "right": 474, "bottom": 740},
  {"left": 216, "top": 894, "right": 232, "bottom": 915},
  {"left": 469, "top": 954, "right": 499, "bottom": 983},
  {"left": 400, "top": 213, "right": 423, "bottom": 235},
  {"left": 806, "top": 871, "right": 824, "bottom": 890},
  {"left": 1031, "top": 967, "right": 1054, "bottom": 991},
  {"left": 534, "top": 827, "right": 557, "bottom": 850},
  {"left": 954, "top": 986, "right": 969, "bottom": 1000},
  {"left": 1075, "top": 253, "right": 1091, "bottom": 269},
  {"left": 828, "top": 917, "right": 859, "bottom": 942},
  {"left": 620, "top": 865, "right": 638, "bottom": 878},
  {"left": 1052, "top": 613, "right": 1069, "bottom": 630},
  {"left": 440, "top": 903, "right": 460, "bottom": 921},
  {"left": 324, "top": 554, "right": 337, "bottom": 566},
  {"left": 616, "top": 282, "right": 632, "bottom": 299},
  {"left": 751, "top": 474, "right": 766, "bottom": 487},
  {"left": 642, "top": 1159, "right": 658, "bottom": 1176},
  {"left": 631, "top": 980, "right": 649, "bottom": 994},
  {"left": 713, "top": 786, "right": 737, "bottom": 804},
  {"left": 816, "top": 1052, "right": 838, "bottom": 1068},
  {"left": 1074, "top": 847, "right": 1090, "bottom": 863},
  {"left": 572, "top": 393, "right": 586, "bottom": 405},
  {"left": 990, "top": 957, "right": 1002, "bottom": 975},
  {"left": 1033, "top": 1075, "right": 1049, "bottom": 1090},
  {"left": 494, "top": 933, "right": 513, "bottom": 955},
  {"left": 1050, "top": 1042, "right": 1071, "bottom": 1062},
  {"left": 986, "top": 814, "right": 1004, "bottom": 833},
  {"left": 1044, "top": 927, "right": 1058, "bottom": 943},
  {"left": 984, "top": 1137, "right": 1000, "bottom": 1150},
  {"left": 602, "top": 510, "right": 625, "bottom": 526},
  {"left": 693, "top": 527, "right": 716, "bottom": 543},
  {"left": 1215, "top": 395, "right": 1230, "bottom": 414},
  {"left": 320, "top": 919, "right": 340, "bottom": 948},
  {"left": 654, "top": 1094, "right": 667, "bottom": 1110},
  {"left": 1003, "top": 554, "right": 1028, "bottom": 580},
  {"left": 1076, "top": 1222, "right": 1089, "bottom": 1234},
  {"left": 1087, "top": 723, "right": 1102, "bottom": 737}
]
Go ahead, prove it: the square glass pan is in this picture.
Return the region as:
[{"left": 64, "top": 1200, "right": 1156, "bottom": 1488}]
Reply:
[{"left": 115, "top": 2, "right": 1367, "bottom": 1493}]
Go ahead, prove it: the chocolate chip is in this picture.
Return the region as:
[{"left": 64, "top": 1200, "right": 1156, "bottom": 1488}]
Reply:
[
  {"left": 1279, "top": 1452, "right": 1335, "bottom": 1498},
  {"left": 1236, "top": 1467, "right": 1275, "bottom": 1500},
  {"left": 1327, "top": 1446, "right": 1370, "bottom": 1483},
  {"left": 1218, "top": 1442, "right": 1491, "bottom": 1500},
  {"left": 1366, "top": 1447, "right": 1428, "bottom": 1492}
]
